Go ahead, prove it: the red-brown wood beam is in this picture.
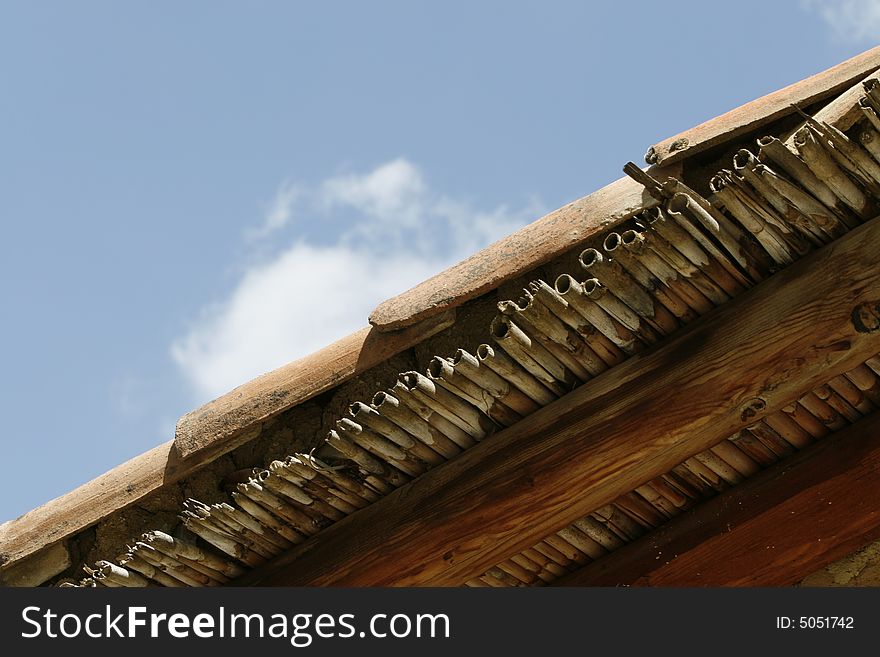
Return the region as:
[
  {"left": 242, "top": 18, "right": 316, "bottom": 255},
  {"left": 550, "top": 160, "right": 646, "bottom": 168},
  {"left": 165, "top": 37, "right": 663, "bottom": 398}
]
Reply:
[
  {"left": 236, "top": 217, "right": 880, "bottom": 587},
  {"left": 554, "top": 411, "right": 880, "bottom": 587}
]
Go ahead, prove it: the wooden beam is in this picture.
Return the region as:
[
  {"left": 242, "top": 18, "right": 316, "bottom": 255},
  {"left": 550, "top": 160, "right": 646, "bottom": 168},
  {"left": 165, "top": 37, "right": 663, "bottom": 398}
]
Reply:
[
  {"left": 800, "top": 66, "right": 880, "bottom": 132},
  {"left": 554, "top": 411, "right": 880, "bottom": 587},
  {"left": 781, "top": 66, "right": 880, "bottom": 147},
  {"left": 368, "top": 172, "right": 668, "bottom": 332},
  {"left": 0, "top": 441, "right": 181, "bottom": 573},
  {"left": 0, "top": 541, "right": 70, "bottom": 587},
  {"left": 174, "top": 311, "right": 455, "bottom": 459},
  {"left": 0, "top": 313, "right": 453, "bottom": 572},
  {"left": 237, "top": 217, "right": 880, "bottom": 587},
  {"left": 647, "top": 46, "right": 880, "bottom": 165},
  {"left": 800, "top": 537, "right": 880, "bottom": 586}
]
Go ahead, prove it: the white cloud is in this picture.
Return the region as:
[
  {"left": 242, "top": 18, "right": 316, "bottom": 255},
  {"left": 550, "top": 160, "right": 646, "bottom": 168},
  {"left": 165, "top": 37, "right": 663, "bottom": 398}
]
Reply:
[
  {"left": 321, "top": 158, "right": 427, "bottom": 227},
  {"left": 171, "top": 159, "right": 541, "bottom": 402},
  {"left": 801, "top": 0, "right": 880, "bottom": 40},
  {"left": 247, "top": 181, "right": 300, "bottom": 240}
]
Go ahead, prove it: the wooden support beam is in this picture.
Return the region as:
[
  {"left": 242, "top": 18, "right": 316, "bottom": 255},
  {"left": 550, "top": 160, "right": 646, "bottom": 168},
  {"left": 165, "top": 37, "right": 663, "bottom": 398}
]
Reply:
[
  {"left": 647, "top": 46, "right": 880, "bottom": 165},
  {"left": 554, "top": 411, "right": 880, "bottom": 587},
  {"left": 237, "top": 217, "right": 880, "bottom": 587},
  {"left": 0, "top": 313, "right": 453, "bottom": 572}
]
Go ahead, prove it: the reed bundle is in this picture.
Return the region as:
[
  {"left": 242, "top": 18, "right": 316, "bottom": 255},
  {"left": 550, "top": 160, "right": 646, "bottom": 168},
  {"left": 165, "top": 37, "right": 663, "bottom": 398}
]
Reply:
[{"left": 69, "top": 87, "right": 880, "bottom": 589}]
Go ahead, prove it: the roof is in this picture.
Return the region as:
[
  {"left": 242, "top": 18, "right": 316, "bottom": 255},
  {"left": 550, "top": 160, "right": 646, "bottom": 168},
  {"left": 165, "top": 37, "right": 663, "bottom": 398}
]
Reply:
[{"left": 3, "top": 46, "right": 880, "bottom": 587}]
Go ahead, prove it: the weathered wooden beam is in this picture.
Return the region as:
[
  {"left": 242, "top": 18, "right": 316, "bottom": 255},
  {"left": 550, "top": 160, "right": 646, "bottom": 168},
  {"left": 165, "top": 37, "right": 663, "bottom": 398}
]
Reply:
[
  {"left": 801, "top": 66, "right": 880, "bottom": 132},
  {"left": 781, "top": 66, "right": 880, "bottom": 147},
  {"left": 368, "top": 172, "right": 669, "bottom": 332},
  {"left": 647, "top": 46, "right": 880, "bottom": 165},
  {"left": 554, "top": 411, "right": 880, "bottom": 586},
  {"left": 237, "top": 217, "right": 880, "bottom": 587},
  {"left": 0, "top": 441, "right": 182, "bottom": 575},
  {"left": 0, "top": 314, "right": 453, "bottom": 573},
  {"left": 174, "top": 311, "right": 455, "bottom": 459},
  {"left": 0, "top": 541, "right": 70, "bottom": 587}
]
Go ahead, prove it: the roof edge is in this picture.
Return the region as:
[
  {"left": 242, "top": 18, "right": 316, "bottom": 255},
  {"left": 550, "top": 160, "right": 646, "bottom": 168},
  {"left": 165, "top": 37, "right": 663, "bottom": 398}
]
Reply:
[
  {"left": 369, "top": 170, "right": 670, "bottom": 331},
  {"left": 647, "top": 45, "right": 880, "bottom": 165},
  {"left": 173, "top": 310, "right": 455, "bottom": 459},
  {"left": 0, "top": 312, "right": 454, "bottom": 571},
  {"left": 367, "top": 46, "right": 880, "bottom": 334}
]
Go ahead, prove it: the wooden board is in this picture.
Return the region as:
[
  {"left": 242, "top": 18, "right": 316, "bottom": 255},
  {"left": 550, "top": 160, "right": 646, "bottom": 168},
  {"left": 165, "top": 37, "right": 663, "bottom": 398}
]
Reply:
[
  {"left": 648, "top": 46, "right": 880, "bottom": 165},
  {"left": 174, "top": 311, "right": 455, "bottom": 459},
  {"left": 236, "top": 217, "right": 880, "bottom": 586},
  {"left": 555, "top": 411, "right": 880, "bottom": 586},
  {"left": 368, "top": 173, "right": 666, "bottom": 331}
]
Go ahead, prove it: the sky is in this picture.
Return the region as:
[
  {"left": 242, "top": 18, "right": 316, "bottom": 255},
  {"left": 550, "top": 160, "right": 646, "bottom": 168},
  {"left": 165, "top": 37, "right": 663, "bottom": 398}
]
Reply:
[{"left": 0, "top": 0, "right": 875, "bottom": 523}]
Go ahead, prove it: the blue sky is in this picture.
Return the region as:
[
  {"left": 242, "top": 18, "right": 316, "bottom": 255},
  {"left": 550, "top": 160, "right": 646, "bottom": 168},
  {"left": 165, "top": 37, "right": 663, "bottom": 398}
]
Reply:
[{"left": 0, "top": 0, "right": 873, "bottom": 522}]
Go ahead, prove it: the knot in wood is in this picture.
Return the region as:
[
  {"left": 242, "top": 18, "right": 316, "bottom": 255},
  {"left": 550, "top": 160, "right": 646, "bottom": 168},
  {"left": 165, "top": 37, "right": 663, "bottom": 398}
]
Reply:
[
  {"left": 669, "top": 137, "right": 690, "bottom": 152},
  {"left": 851, "top": 301, "right": 880, "bottom": 333},
  {"left": 739, "top": 397, "right": 767, "bottom": 423}
]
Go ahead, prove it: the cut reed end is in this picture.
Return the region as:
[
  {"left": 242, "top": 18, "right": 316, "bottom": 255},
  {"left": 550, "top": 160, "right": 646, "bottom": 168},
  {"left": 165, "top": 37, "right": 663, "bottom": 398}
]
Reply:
[
  {"left": 554, "top": 273, "right": 575, "bottom": 295},
  {"left": 427, "top": 356, "right": 448, "bottom": 379},
  {"left": 490, "top": 315, "right": 511, "bottom": 339},
  {"left": 579, "top": 248, "right": 603, "bottom": 270},
  {"left": 642, "top": 206, "right": 663, "bottom": 223},
  {"left": 733, "top": 148, "right": 756, "bottom": 170},
  {"left": 349, "top": 401, "right": 370, "bottom": 416},
  {"left": 621, "top": 230, "right": 639, "bottom": 246},
  {"left": 709, "top": 174, "right": 726, "bottom": 193},
  {"left": 399, "top": 371, "right": 420, "bottom": 390},
  {"left": 667, "top": 192, "right": 688, "bottom": 214},
  {"left": 603, "top": 232, "right": 622, "bottom": 252},
  {"left": 582, "top": 278, "right": 602, "bottom": 297},
  {"left": 515, "top": 291, "right": 532, "bottom": 311}
]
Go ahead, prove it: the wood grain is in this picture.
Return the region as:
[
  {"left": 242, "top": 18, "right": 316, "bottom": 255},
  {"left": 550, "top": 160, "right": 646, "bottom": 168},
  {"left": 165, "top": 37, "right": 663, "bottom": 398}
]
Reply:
[
  {"left": 237, "top": 217, "right": 880, "bottom": 586},
  {"left": 555, "top": 411, "right": 880, "bottom": 586}
]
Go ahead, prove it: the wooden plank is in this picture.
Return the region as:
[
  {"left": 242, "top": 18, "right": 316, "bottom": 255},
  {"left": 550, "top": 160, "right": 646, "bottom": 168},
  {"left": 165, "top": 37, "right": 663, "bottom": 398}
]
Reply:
[
  {"left": 647, "top": 46, "right": 880, "bottom": 165},
  {"left": 804, "top": 66, "right": 880, "bottom": 131},
  {"left": 0, "top": 541, "right": 70, "bottom": 586},
  {"left": 0, "top": 314, "right": 453, "bottom": 572},
  {"left": 237, "top": 217, "right": 880, "bottom": 586},
  {"left": 800, "top": 537, "right": 880, "bottom": 586},
  {"left": 368, "top": 172, "right": 668, "bottom": 331},
  {"left": 174, "top": 311, "right": 455, "bottom": 459},
  {"left": 781, "top": 66, "right": 880, "bottom": 146},
  {"left": 554, "top": 412, "right": 880, "bottom": 587},
  {"left": 0, "top": 441, "right": 180, "bottom": 572}
]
